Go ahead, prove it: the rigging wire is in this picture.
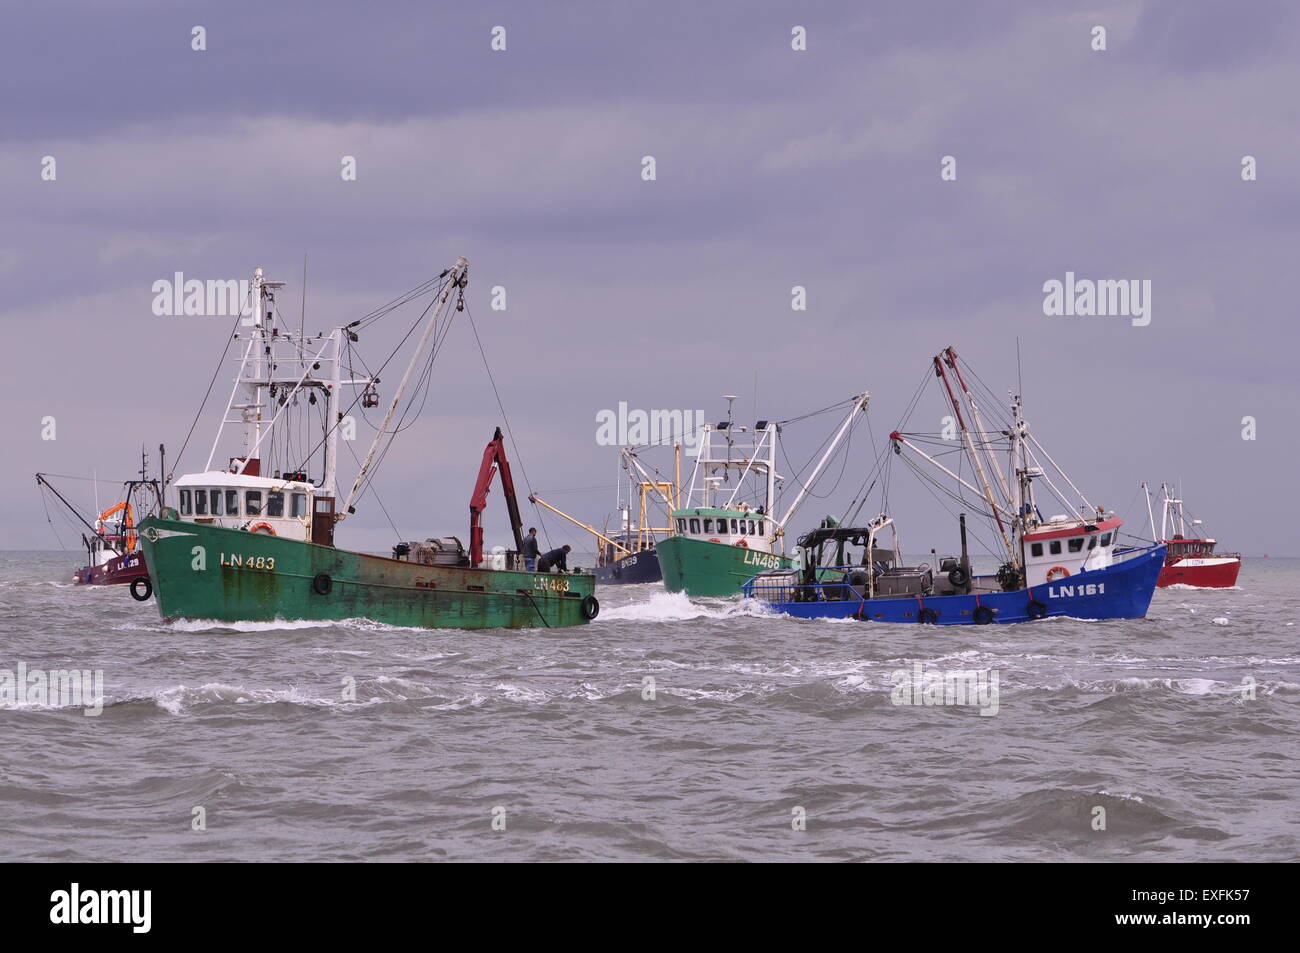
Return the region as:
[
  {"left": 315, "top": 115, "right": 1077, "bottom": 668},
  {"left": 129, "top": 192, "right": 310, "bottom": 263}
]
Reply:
[
  {"left": 460, "top": 298, "right": 553, "bottom": 549},
  {"left": 169, "top": 303, "right": 249, "bottom": 480}
]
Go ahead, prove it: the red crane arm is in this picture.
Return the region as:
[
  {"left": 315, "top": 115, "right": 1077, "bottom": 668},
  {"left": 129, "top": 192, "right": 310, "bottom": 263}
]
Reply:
[{"left": 468, "top": 427, "right": 525, "bottom": 567}]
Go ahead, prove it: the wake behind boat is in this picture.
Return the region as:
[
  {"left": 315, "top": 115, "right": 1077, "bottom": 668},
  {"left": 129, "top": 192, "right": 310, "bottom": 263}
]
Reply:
[
  {"left": 138, "top": 259, "right": 597, "bottom": 629},
  {"left": 744, "top": 347, "right": 1165, "bottom": 624}
]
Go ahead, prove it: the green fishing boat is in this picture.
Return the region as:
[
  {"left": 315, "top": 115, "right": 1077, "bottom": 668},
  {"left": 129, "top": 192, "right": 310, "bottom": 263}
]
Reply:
[
  {"left": 657, "top": 394, "right": 868, "bottom": 597},
  {"left": 657, "top": 508, "right": 790, "bottom": 596},
  {"left": 138, "top": 259, "right": 597, "bottom": 630}
]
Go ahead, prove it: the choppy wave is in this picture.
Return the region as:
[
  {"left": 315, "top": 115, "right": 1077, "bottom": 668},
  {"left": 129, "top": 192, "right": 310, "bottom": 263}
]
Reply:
[{"left": 2, "top": 551, "right": 1299, "bottom": 861}]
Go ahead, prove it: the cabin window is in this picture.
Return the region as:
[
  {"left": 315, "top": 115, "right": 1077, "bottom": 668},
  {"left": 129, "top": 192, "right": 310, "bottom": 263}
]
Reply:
[
  {"left": 1030, "top": 542, "right": 1043, "bottom": 557},
  {"left": 703, "top": 519, "right": 713, "bottom": 533},
  {"left": 757, "top": 521, "right": 765, "bottom": 536},
  {"left": 689, "top": 518, "right": 700, "bottom": 534},
  {"left": 291, "top": 493, "right": 307, "bottom": 518},
  {"left": 208, "top": 490, "right": 223, "bottom": 516},
  {"left": 194, "top": 490, "right": 208, "bottom": 515},
  {"left": 676, "top": 518, "right": 686, "bottom": 533},
  {"left": 225, "top": 489, "right": 240, "bottom": 515},
  {"left": 266, "top": 491, "right": 284, "bottom": 518},
  {"left": 1049, "top": 540, "right": 1061, "bottom": 555},
  {"left": 1068, "top": 537, "right": 1084, "bottom": 553},
  {"left": 1087, "top": 536, "right": 1097, "bottom": 550},
  {"left": 179, "top": 489, "right": 192, "bottom": 515},
  {"left": 1100, "top": 532, "right": 1112, "bottom": 547},
  {"left": 748, "top": 520, "right": 756, "bottom": 535},
  {"left": 246, "top": 490, "right": 262, "bottom": 515}
]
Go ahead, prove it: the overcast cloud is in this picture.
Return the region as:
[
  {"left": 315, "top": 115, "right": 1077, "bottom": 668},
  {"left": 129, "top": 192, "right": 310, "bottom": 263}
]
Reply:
[{"left": 3, "top": 0, "right": 1296, "bottom": 557}]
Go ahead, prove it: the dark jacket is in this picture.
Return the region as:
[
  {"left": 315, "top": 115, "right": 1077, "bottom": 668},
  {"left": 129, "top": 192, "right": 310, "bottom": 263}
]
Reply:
[
  {"left": 521, "top": 535, "right": 540, "bottom": 558},
  {"left": 538, "top": 547, "right": 569, "bottom": 571}
]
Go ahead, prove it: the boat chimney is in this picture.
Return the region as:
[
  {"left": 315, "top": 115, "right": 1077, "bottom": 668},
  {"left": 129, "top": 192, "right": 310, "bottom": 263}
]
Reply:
[{"left": 959, "top": 512, "right": 971, "bottom": 589}]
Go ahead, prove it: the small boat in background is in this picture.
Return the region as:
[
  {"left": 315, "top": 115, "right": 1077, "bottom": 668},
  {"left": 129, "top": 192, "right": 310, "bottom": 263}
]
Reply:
[
  {"left": 37, "top": 452, "right": 165, "bottom": 599},
  {"left": 1143, "top": 482, "right": 1241, "bottom": 588},
  {"left": 530, "top": 448, "right": 678, "bottom": 585}
]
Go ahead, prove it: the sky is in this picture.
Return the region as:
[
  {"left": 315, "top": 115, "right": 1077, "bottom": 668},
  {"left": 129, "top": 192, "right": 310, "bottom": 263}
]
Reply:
[{"left": 3, "top": 0, "right": 1297, "bottom": 559}]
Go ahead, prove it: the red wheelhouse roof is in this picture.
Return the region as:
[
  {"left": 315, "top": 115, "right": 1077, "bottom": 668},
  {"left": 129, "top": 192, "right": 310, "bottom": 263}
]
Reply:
[{"left": 1022, "top": 516, "right": 1122, "bottom": 542}]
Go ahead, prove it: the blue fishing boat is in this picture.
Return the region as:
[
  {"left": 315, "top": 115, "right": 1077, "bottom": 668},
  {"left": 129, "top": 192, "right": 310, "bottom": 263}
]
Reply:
[{"left": 743, "top": 347, "right": 1165, "bottom": 625}]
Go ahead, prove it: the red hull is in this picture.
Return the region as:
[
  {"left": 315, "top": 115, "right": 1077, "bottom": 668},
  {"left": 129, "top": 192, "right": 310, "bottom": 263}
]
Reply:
[
  {"left": 1157, "top": 557, "right": 1240, "bottom": 588},
  {"left": 74, "top": 550, "right": 149, "bottom": 586}
]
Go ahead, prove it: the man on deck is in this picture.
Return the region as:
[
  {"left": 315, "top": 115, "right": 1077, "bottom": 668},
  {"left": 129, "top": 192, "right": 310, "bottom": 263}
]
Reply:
[
  {"left": 521, "top": 527, "right": 540, "bottom": 570},
  {"left": 537, "top": 545, "right": 571, "bottom": 573}
]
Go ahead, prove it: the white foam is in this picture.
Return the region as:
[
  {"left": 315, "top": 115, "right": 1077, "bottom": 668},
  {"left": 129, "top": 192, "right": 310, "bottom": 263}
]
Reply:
[
  {"left": 597, "top": 590, "right": 768, "bottom": 623},
  {"left": 163, "top": 617, "right": 338, "bottom": 633},
  {"left": 152, "top": 681, "right": 336, "bottom": 714}
]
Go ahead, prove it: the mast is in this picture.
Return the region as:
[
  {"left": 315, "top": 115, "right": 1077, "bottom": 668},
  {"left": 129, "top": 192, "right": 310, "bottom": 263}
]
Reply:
[
  {"left": 1009, "top": 392, "right": 1035, "bottom": 559},
  {"left": 1142, "top": 481, "right": 1157, "bottom": 540},
  {"left": 942, "top": 348, "right": 1012, "bottom": 506},
  {"left": 777, "top": 392, "right": 869, "bottom": 534},
  {"left": 322, "top": 328, "right": 343, "bottom": 496},
  {"left": 674, "top": 443, "right": 681, "bottom": 511},
  {"left": 933, "top": 352, "right": 1014, "bottom": 565},
  {"left": 341, "top": 257, "right": 467, "bottom": 517}
]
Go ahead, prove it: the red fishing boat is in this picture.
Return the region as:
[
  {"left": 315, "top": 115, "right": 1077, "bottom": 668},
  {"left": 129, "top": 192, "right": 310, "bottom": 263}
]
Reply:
[
  {"left": 1143, "top": 482, "right": 1241, "bottom": 588},
  {"left": 37, "top": 451, "right": 165, "bottom": 600}
]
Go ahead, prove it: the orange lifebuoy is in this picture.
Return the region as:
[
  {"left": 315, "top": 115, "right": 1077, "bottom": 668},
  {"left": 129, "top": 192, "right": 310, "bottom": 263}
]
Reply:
[
  {"left": 736, "top": 539, "right": 749, "bottom": 548},
  {"left": 1046, "top": 565, "right": 1070, "bottom": 582},
  {"left": 708, "top": 538, "right": 721, "bottom": 544},
  {"left": 250, "top": 522, "right": 277, "bottom": 536}
]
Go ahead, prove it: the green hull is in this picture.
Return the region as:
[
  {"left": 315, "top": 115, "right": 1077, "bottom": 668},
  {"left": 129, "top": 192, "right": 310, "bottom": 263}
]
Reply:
[
  {"left": 656, "top": 535, "right": 791, "bottom": 597},
  {"left": 137, "top": 517, "right": 595, "bottom": 630}
]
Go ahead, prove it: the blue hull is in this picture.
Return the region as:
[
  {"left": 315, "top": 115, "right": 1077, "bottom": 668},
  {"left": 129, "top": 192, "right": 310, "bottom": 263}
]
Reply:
[
  {"left": 594, "top": 549, "right": 662, "bottom": 585},
  {"left": 748, "top": 545, "right": 1166, "bottom": 625}
]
